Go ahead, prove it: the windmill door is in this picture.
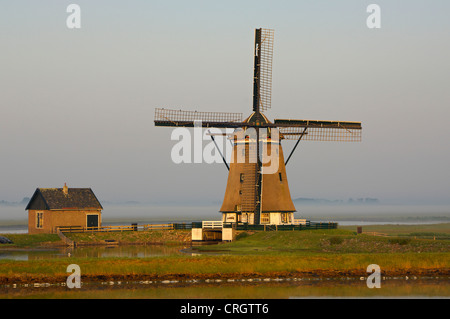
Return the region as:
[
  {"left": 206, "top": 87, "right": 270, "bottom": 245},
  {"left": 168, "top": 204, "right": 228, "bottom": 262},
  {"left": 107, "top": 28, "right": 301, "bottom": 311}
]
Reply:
[{"left": 87, "top": 215, "right": 99, "bottom": 229}]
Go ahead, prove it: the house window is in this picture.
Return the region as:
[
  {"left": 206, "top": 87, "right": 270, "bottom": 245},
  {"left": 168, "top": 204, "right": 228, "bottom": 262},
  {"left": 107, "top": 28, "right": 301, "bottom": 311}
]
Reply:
[
  {"left": 261, "top": 213, "right": 270, "bottom": 224},
  {"left": 36, "top": 212, "right": 43, "bottom": 229}
]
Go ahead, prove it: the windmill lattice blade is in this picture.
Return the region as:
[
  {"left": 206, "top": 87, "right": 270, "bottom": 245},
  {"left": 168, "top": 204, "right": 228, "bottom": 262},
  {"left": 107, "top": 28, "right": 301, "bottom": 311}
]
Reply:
[
  {"left": 275, "top": 119, "right": 362, "bottom": 142},
  {"left": 259, "top": 28, "right": 274, "bottom": 112},
  {"left": 279, "top": 127, "right": 361, "bottom": 142},
  {"left": 154, "top": 108, "right": 243, "bottom": 127}
]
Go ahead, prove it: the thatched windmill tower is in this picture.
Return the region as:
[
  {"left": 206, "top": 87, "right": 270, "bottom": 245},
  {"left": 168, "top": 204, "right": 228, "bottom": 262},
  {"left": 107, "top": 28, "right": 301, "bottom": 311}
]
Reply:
[{"left": 155, "top": 28, "right": 362, "bottom": 225}]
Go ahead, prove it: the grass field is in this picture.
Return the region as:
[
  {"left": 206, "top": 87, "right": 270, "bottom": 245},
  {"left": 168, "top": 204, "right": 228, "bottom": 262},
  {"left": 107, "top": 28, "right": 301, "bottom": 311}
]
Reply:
[
  {"left": 0, "top": 230, "right": 192, "bottom": 248},
  {"left": 340, "top": 223, "right": 450, "bottom": 238},
  {"left": 0, "top": 251, "right": 448, "bottom": 284},
  {"left": 195, "top": 228, "right": 450, "bottom": 254},
  {"left": 65, "top": 229, "right": 191, "bottom": 245},
  {"left": 0, "top": 233, "right": 61, "bottom": 248}
]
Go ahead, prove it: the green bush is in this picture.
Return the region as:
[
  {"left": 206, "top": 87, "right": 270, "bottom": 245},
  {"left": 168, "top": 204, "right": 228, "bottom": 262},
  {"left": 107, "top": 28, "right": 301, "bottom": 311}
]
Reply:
[
  {"left": 328, "top": 236, "right": 344, "bottom": 245},
  {"left": 388, "top": 238, "right": 411, "bottom": 245},
  {"left": 235, "top": 232, "right": 250, "bottom": 240}
]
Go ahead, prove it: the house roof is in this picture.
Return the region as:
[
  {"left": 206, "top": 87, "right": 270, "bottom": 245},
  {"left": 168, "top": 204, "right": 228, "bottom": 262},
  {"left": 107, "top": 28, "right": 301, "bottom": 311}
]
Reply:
[{"left": 25, "top": 187, "right": 103, "bottom": 211}]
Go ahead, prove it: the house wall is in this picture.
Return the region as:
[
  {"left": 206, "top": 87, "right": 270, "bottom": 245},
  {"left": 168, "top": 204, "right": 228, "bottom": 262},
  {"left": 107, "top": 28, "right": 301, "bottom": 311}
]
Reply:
[{"left": 28, "top": 210, "right": 102, "bottom": 234}]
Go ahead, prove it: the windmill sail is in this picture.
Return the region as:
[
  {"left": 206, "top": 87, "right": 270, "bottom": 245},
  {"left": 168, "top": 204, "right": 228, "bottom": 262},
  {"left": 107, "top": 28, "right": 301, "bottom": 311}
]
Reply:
[
  {"left": 154, "top": 27, "right": 363, "bottom": 226},
  {"left": 253, "top": 28, "right": 274, "bottom": 113},
  {"left": 274, "top": 119, "right": 362, "bottom": 142},
  {"left": 154, "top": 108, "right": 243, "bottom": 128},
  {"left": 258, "top": 28, "right": 274, "bottom": 112}
]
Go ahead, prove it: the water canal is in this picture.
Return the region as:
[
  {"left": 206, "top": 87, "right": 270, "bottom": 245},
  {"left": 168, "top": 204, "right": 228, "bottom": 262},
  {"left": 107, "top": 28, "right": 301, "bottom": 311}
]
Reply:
[
  {"left": 0, "top": 277, "right": 448, "bottom": 299},
  {"left": 0, "top": 244, "right": 191, "bottom": 261}
]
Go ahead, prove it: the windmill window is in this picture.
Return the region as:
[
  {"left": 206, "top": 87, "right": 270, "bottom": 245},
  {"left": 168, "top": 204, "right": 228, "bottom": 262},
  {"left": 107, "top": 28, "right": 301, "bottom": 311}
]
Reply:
[
  {"left": 261, "top": 213, "right": 270, "bottom": 224},
  {"left": 281, "top": 213, "right": 291, "bottom": 224},
  {"left": 240, "top": 173, "right": 244, "bottom": 182},
  {"left": 279, "top": 173, "right": 283, "bottom": 182}
]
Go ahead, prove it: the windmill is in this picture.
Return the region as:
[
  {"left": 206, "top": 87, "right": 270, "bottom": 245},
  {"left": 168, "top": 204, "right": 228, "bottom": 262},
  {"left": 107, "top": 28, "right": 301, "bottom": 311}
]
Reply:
[{"left": 154, "top": 28, "right": 362, "bottom": 225}]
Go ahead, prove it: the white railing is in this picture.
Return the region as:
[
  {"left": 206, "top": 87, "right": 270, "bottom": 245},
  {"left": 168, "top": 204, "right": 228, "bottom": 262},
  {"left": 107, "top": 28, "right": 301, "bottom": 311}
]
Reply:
[
  {"left": 293, "top": 219, "right": 307, "bottom": 225},
  {"left": 202, "top": 221, "right": 223, "bottom": 229}
]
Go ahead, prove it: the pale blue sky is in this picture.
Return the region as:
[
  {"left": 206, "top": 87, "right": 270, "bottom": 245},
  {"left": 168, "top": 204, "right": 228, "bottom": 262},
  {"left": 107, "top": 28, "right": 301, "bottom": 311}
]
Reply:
[{"left": 1, "top": 1, "right": 450, "bottom": 207}]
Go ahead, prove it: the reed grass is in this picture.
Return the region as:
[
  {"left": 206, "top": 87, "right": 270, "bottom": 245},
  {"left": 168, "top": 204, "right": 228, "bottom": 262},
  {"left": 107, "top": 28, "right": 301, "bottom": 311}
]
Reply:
[{"left": 0, "top": 252, "right": 448, "bottom": 281}]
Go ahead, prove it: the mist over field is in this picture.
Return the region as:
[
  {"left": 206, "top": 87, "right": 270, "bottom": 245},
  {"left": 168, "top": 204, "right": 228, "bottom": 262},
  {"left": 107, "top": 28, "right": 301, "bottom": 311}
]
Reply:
[{"left": 1, "top": 202, "right": 449, "bottom": 225}]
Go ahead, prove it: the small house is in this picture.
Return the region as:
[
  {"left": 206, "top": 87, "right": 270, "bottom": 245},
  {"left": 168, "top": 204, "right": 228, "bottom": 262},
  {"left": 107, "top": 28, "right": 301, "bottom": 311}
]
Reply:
[{"left": 25, "top": 184, "right": 103, "bottom": 234}]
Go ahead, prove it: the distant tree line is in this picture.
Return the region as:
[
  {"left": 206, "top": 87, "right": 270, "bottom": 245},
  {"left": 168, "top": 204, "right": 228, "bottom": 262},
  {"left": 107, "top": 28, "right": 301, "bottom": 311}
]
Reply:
[
  {"left": 294, "top": 197, "right": 380, "bottom": 205},
  {"left": 0, "top": 197, "right": 30, "bottom": 206}
]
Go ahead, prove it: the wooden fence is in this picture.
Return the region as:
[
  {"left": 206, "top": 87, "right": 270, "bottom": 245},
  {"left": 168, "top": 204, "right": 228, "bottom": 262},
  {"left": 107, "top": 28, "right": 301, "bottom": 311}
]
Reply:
[
  {"left": 222, "top": 222, "right": 338, "bottom": 231},
  {"left": 362, "top": 231, "right": 389, "bottom": 237},
  {"left": 55, "top": 221, "right": 338, "bottom": 234},
  {"left": 56, "top": 223, "right": 193, "bottom": 234}
]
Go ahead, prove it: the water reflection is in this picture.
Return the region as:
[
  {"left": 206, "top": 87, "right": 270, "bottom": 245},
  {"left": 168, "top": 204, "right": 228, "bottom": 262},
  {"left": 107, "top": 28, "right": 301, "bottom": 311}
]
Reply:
[
  {"left": 66, "top": 244, "right": 189, "bottom": 259},
  {"left": 0, "top": 244, "right": 189, "bottom": 261},
  {"left": 0, "top": 278, "right": 448, "bottom": 299}
]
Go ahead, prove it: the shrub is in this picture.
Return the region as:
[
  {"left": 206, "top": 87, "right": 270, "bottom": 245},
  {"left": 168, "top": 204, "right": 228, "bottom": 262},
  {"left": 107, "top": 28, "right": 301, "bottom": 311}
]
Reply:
[
  {"left": 388, "top": 238, "right": 411, "bottom": 245},
  {"left": 328, "top": 236, "right": 344, "bottom": 245},
  {"left": 235, "top": 232, "right": 250, "bottom": 240}
]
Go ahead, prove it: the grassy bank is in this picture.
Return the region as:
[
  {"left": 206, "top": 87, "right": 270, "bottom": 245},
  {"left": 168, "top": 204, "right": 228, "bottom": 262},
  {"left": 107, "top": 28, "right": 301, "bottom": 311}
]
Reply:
[
  {"left": 0, "top": 230, "right": 191, "bottom": 248},
  {"left": 0, "top": 233, "right": 61, "bottom": 248},
  {"left": 2, "top": 223, "right": 449, "bottom": 248},
  {"left": 65, "top": 230, "right": 191, "bottom": 245},
  {"left": 0, "top": 252, "right": 448, "bottom": 284},
  {"left": 340, "top": 223, "right": 450, "bottom": 238},
  {"left": 196, "top": 229, "right": 450, "bottom": 254}
]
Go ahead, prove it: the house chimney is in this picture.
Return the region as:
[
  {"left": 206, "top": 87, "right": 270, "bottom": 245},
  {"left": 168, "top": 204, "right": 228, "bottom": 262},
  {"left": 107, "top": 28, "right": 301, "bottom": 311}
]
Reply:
[{"left": 63, "top": 183, "right": 68, "bottom": 195}]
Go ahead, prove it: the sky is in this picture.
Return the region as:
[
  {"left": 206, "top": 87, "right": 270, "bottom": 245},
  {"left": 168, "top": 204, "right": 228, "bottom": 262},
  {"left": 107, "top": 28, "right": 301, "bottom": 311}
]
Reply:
[{"left": 1, "top": 0, "right": 450, "bottom": 208}]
